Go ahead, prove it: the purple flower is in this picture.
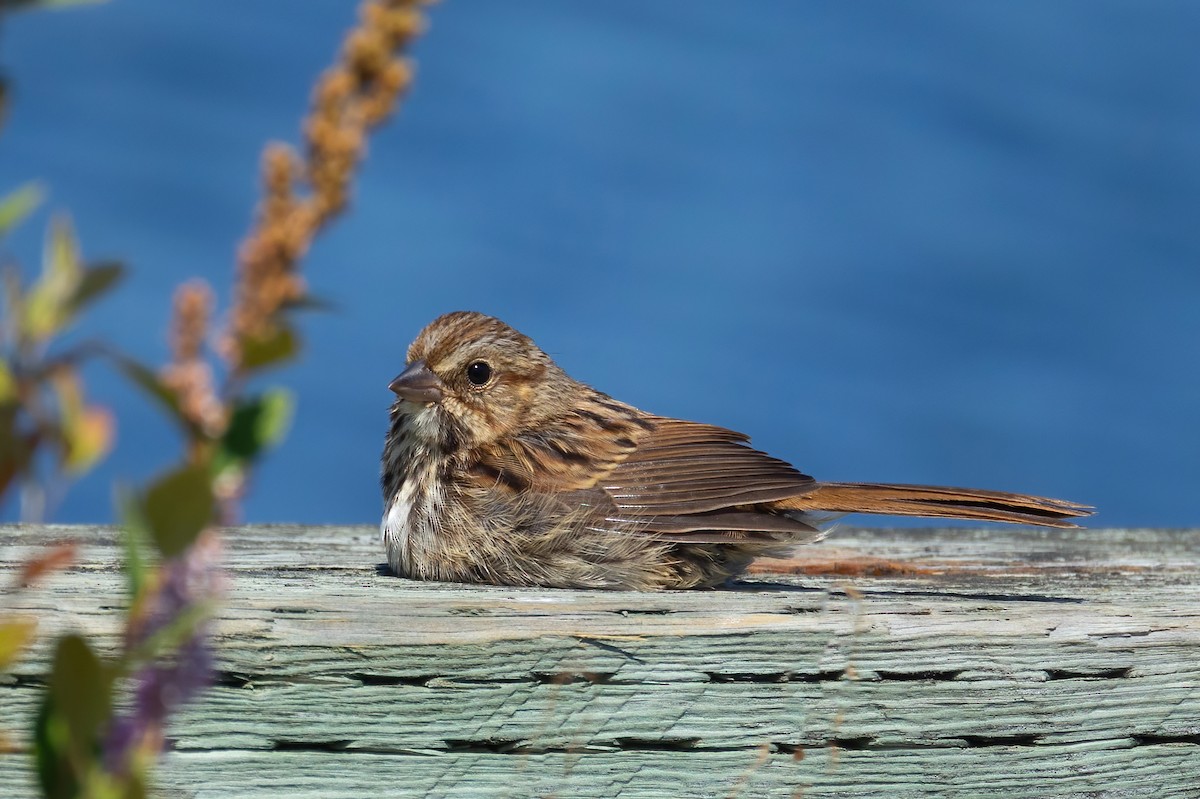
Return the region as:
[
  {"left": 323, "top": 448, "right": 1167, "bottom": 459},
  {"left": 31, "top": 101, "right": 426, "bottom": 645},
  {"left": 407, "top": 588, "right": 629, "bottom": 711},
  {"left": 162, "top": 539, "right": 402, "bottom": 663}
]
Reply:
[{"left": 104, "top": 532, "right": 222, "bottom": 776}]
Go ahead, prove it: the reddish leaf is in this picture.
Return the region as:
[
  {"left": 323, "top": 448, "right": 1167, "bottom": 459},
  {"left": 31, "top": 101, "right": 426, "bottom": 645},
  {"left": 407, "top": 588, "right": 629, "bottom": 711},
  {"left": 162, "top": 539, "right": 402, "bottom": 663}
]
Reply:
[{"left": 16, "top": 542, "right": 77, "bottom": 588}]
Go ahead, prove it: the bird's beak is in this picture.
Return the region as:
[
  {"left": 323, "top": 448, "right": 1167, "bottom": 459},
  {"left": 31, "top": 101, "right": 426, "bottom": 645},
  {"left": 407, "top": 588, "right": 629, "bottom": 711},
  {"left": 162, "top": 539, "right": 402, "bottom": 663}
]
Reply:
[{"left": 388, "top": 360, "right": 444, "bottom": 403}]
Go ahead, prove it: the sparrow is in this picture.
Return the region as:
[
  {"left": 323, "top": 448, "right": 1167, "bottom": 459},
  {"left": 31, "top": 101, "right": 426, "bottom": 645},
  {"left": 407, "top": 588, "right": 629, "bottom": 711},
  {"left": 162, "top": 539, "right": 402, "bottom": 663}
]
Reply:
[{"left": 381, "top": 311, "right": 1091, "bottom": 590}]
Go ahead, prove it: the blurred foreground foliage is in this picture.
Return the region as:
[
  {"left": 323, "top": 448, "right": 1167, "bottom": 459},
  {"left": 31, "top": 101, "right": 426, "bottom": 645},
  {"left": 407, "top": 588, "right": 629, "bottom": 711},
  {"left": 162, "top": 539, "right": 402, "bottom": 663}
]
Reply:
[
  {"left": 1, "top": 204, "right": 121, "bottom": 516},
  {"left": 0, "top": 1, "right": 433, "bottom": 796}
]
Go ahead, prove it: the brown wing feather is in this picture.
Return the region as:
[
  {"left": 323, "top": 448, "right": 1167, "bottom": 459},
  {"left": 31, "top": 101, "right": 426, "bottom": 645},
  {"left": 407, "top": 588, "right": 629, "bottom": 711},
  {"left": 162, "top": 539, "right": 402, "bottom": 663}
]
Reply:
[
  {"left": 464, "top": 404, "right": 821, "bottom": 542},
  {"left": 467, "top": 405, "right": 640, "bottom": 493},
  {"left": 597, "top": 415, "right": 819, "bottom": 539}
]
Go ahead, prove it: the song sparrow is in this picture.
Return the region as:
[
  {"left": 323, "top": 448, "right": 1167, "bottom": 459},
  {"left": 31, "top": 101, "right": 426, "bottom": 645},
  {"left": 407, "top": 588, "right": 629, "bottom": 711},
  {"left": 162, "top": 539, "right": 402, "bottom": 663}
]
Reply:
[{"left": 381, "top": 312, "right": 1091, "bottom": 590}]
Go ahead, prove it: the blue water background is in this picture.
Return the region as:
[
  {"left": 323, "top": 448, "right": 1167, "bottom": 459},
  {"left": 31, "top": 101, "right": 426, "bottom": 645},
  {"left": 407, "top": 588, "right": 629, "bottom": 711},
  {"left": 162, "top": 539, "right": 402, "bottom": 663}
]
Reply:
[{"left": 1, "top": 1, "right": 1197, "bottom": 527}]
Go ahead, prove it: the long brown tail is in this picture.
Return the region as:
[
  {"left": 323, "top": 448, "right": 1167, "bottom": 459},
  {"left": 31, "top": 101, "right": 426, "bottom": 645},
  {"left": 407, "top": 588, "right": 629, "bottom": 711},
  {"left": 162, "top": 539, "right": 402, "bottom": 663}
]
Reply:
[{"left": 777, "top": 482, "right": 1093, "bottom": 528}]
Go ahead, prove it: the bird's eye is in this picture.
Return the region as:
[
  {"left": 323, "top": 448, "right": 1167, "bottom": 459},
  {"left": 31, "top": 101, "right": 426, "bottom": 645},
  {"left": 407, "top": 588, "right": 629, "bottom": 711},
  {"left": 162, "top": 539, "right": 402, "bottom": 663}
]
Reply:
[{"left": 466, "top": 360, "right": 493, "bottom": 387}]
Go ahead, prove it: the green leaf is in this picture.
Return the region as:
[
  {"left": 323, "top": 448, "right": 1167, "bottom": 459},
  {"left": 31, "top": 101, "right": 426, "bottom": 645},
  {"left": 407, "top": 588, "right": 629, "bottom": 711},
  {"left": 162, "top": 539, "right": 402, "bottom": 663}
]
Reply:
[
  {"left": 36, "top": 633, "right": 113, "bottom": 799},
  {"left": 51, "top": 371, "right": 114, "bottom": 474},
  {"left": 34, "top": 691, "right": 74, "bottom": 799},
  {"left": 64, "top": 406, "right": 113, "bottom": 474},
  {"left": 220, "top": 389, "right": 294, "bottom": 463},
  {"left": 119, "top": 767, "right": 147, "bottom": 796},
  {"left": 116, "top": 486, "right": 151, "bottom": 601},
  {"left": 238, "top": 325, "right": 299, "bottom": 373},
  {"left": 254, "top": 389, "right": 294, "bottom": 448},
  {"left": 23, "top": 214, "right": 82, "bottom": 341},
  {"left": 121, "top": 770, "right": 147, "bottom": 799},
  {"left": 0, "top": 359, "right": 15, "bottom": 403},
  {"left": 213, "top": 389, "right": 294, "bottom": 485},
  {"left": 0, "top": 182, "right": 43, "bottom": 238},
  {"left": 141, "top": 463, "right": 214, "bottom": 558},
  {"left": 68, "top": 260, "right": 125, "bottom": 315},
  {"left": 49, "top": 634, "right": 110, "bottom": 743}
]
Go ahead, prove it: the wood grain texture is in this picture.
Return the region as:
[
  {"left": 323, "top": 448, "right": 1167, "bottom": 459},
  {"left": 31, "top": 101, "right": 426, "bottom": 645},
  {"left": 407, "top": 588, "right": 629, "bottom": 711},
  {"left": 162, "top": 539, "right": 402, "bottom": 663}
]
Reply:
[{"left": 1, "top": 524, "right": 1198, "bottom": 798}]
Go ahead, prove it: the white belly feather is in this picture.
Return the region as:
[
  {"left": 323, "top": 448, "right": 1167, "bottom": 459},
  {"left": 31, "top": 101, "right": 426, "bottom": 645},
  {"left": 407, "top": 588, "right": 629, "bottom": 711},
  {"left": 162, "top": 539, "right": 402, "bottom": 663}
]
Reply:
[{"left": 382, "top": 459, "right": 442, "bottom": 579}]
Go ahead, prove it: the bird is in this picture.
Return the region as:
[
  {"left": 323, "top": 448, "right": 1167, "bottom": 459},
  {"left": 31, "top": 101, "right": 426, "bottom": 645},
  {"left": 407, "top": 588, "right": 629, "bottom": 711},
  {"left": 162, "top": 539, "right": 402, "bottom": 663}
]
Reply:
[{"left": 381, "top": 311, "right": 1091, "bottom": 590}]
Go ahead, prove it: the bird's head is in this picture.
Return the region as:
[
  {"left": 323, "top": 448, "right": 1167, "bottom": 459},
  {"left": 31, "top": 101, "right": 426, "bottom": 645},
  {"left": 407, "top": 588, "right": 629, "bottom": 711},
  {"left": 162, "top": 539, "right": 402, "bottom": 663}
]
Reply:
[{"left": 389, "top": 311, "right": 580, "bottom": 449}]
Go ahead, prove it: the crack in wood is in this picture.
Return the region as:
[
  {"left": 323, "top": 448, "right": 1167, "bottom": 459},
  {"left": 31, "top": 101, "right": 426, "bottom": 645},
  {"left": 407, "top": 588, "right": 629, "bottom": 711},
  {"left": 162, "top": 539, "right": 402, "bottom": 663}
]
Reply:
[
  {"left": 1, "top": 674, "right": 45, "bottom": 688},
  {"left": 705, "top": 670, "right": 846, "bottom": 683},
  {"left": 611, "top": 737, "right": 702, "bottom": 751},
  {"left": 873, "top": 669, "right": 963, "bottom": 681},
  {"left": 442, "top": 738, "right": 574, "bottom": 754},
  {"left": 829, "top": 736, "right": 875, "bottom": 750},
  {"left": 532, "top": 671, "right": 615, "bottom": 685},
  {"left": 271, "top": 739, "right": 353, "bottom": 752},
  {"left": 572, "top": 636, "right": 646, "bottom": 663},
  {"left": 337, "top": 672, "right": 638, "bottom": 688},
  {"left": 213, "top": 671, "right": 255, "bottom": 688},
  {"left": 1044, "top": 667, "right": 1133, "bottom": 680},
  {"left": 442, "top": 737, "right": 717, "bottom": 754},
  {"left": 1132, "top": 733, "right": 1200, "bottom": 746},
  {"left": 350, "top": 673, "right": 434, "bottom": 687},
  {"left": 960, "top": 734, "right": 1042, "bottom": 747}
]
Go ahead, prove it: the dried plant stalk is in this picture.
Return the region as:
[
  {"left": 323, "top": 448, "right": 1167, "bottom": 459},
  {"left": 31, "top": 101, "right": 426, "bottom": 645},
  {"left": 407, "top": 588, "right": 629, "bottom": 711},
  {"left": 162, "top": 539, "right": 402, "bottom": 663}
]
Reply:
[
  {"left": 226, "top": 0, "right": 432, "bottom": 368},
  {"left": 159, "top": 280, "right": 224, "bottom": 445}
]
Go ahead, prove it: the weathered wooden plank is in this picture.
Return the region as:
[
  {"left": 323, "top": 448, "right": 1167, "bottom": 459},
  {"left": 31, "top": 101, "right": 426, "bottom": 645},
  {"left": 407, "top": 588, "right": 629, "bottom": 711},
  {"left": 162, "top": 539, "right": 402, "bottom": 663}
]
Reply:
[
  {"left": 2, "top": 745, "right": 1198, "bottom": 799},
  {"left": 2, "top": 524, "right": 1199, "bottom": 798},
  {"left": 6, "top": 669, "right": 1200, "bottom": 751}
]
